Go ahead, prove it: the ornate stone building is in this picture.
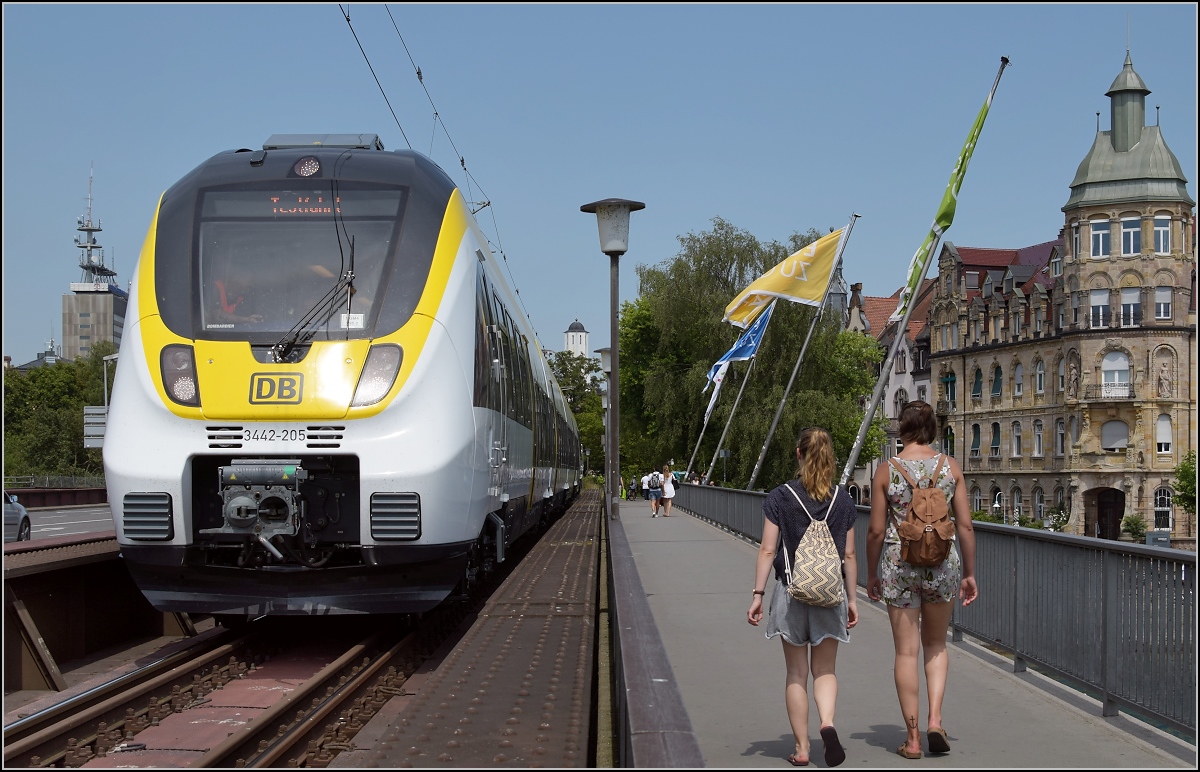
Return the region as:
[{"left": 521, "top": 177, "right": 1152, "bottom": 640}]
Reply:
[{"left": 928, "top": 53, "right": 1195, "bottom": 545}]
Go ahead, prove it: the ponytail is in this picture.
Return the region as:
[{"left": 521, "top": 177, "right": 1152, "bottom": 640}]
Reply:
[{"left": 796, "top": 427, "right": 835, "bottom": 501}]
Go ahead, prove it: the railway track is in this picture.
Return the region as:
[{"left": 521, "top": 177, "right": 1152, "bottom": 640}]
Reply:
[{"left": 4, "top": 499, "right": 579, "bottom": 768}]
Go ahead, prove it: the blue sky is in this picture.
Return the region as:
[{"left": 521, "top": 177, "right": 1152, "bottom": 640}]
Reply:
[{"left": 3, "top": 3, "right": 1196, "bottom": 367}]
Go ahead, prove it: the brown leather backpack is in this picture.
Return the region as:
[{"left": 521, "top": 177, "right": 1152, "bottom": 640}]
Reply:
[{"left": 889, "top": 456, "right": 956, "bottom": 567}]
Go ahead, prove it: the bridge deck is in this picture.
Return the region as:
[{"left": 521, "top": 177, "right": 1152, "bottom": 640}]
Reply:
[{"left": 620, "top": 498, "right": 1194, "bottom": 767}]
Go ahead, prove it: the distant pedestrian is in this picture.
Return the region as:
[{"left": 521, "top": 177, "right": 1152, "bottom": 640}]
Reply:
[
  {"left": 748, "top": 427, "right": 858, "bottom": 767},
  {"left": 866, "top": 400, "right": 977, "bottom": 759},
  {"left": 659, "top": 465, "right": 676, "bottom": 517},
  {"left": 646, "top": 469, "right": 664, "bottom": 516},
  {"left": 641, "top": 472, "right": 651, "bottom": 501}
]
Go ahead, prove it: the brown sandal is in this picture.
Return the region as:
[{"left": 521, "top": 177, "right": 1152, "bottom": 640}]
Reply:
[
  {"left": 927, "top": 727, "right": 950, "bottom": 753},
  {"left": 896, "top": 743, "right": 921, "bottom": 759}
]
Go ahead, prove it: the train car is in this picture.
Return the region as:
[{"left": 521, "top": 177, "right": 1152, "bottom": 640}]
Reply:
[{"left": 104, "top": 134, "right": 582, "bottom": 619}]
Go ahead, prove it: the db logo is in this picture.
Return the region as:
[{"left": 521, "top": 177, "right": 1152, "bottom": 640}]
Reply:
[{"left": 249, "top": 373, "right": 304, "bottom": 404}]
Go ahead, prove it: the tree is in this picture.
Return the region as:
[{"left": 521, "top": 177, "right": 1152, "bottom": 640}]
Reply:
[
  {"left": 1173, "top": 450, "right": 1196, "bottom": 520},
  {"left": 3, "top": 340, "right": 117, "bottom": 476},
  {"left": 619, "top": 217, "right": 887, "bottom": 491},
  {"left": 547, "top": 349, "right": 606, "bottom": 473}
]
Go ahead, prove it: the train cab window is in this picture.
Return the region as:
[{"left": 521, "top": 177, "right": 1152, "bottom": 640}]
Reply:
[{"left": 195, "top": 185, "right": 404, "bottom": 339}]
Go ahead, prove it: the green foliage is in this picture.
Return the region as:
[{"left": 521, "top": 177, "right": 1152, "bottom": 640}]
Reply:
[
  {"left": 617, "top": 217, "right": 887, "bottom": 491},
  {"left": 1172, "top": 450, "right": 1196, "bottom": 518},
  {"left": 3, "top": 340, "right": 117, "bottom": 476},
  {"left": 971, "top": 509, "right": 1004, "bottom": 524},
  {"left": 1044, "top": 504, "right": 1070, "bottom": 532},
  {"left": 1016, "top": 514, "right": 1044, "bottom": 529},
  {"left": 547, "top": 350, "right": 606, "bottom": 472},
  {"left": 1120, "top": 513, "right": 1148, "bottom": 541}
]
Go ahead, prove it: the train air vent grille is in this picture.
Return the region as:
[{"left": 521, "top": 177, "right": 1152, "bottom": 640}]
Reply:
[
  {"left": 371, "top": 493, "right": 421, "bottom": 540},
  {"left": 207, "top": 426, "right": 244, "bottom": 449},
  {"left": 306, "top": 425, "right": 345, "bottom": 448},
  {"left": 123, "top": 492, "right": 174, "bottom": 540}
]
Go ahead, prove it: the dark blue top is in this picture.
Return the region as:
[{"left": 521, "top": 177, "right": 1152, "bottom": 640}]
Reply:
[{"left": 763, "top": 481, "right": 857, "bottom": 582}]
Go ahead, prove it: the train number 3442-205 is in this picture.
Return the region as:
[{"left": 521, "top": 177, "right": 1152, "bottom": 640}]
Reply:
[{"left": 243, "top": 428, "right": 306, "bottom": 442}]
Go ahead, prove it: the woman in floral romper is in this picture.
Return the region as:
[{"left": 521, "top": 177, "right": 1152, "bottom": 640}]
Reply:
[{"left": 866, "top": 401, "right": 977, "bottom": 760}]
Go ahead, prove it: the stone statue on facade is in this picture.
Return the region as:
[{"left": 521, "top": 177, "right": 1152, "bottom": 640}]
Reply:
[
  {"left": 1158, "top": 362, "right": 1172, "bottom": 398},
  {"left": 1067, "top": 361, "right": 1079, "bottom": 400}
]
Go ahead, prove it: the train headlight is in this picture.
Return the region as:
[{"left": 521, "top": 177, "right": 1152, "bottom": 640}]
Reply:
[
  {"left": 294, "top": 156, "right": 320, "bottom": 177},
  {"left": 351, "top": 344, "right": 402, "bottom": 407},
  {"left": 160, "top": 344, "right": 202, "bottom": 407}
]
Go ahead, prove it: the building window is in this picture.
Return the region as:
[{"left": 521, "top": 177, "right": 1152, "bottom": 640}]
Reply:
[
  {"left": 1071, "top": 293, "right": 1080, "bottom": 325},
  {"left": 1072, "top": 223, "right": 1081, "bottom": 258},
  {"left": 946, "top": 372, "right": 957, "bottom": 403},
  {"left": 1154, "top": 487, "right": 1173, "bottom": 529},
  {"left": 79, "top": 335, "right": 91, "bottom": 340},
  {"left": 1090, "top": 289, "right": 1111, "bottom": 328},
  {"left": 896, "top": 349, "right": 907, "bottom": 373},
  {"left": 1034, "top": 488, "right": 1045, "bottom": 521},
  {"left": 990, "top": 422, "right": 1001, "bottom": 457},
  {"left": 1055, "top": 487, "right": 1065, "bottom": 507},
  {"left": 1034, "top": 361, "right": 1045, "bottom": 393},
  {"left": 1100, "top": 420, "right": 1129, "bottom": 451},
  {"left": 1057, "top": 305, "right": 1064, "bottom": 331},
  {"left": 1050, "top": 251, "right": 1062, "bottom": 277},
  {"left": 1156, "top": 414, "right": 1172, "bottom": 454},
  {"left": 1033, "top": 420, "right": 1043, "bottom": 456},
  {"left": 1121, "top": 218, "right": 1141, "bottom": 255},
  {"left": 944, "top": 426, "right": 955, "bottom": 457},
  {"left": 80, "top": 312, "right": 91, "bottom": 317},
  {"left": 972, "top": 369, "right": 983, "bottom": 398},
  {"left": 1012, "top": 488, "right": 1024, "bottom": 521},
  {"left": 893, "top": 388, "right": 908, "bottom": 419},
  {"left": 1055, "top": 419, "right": 1066, "bottom": 456},
  {"left": 1091, "top": 220, "right": 1110, "bottom": 257},
  {"left": 991, "top": 366, "right": 1002, "bottom": 397},
  {"left": 970, "top": 424, "right": 981, "bottom": 457},
  {"left": 1153, "top": 217, "right": 1171, "bottom": 255},
  {"left": 1011, "top": 421, "right": 1022, "bottom": 456},
  {"left": 1102, "top": 351, "right": 1131, "bottom": 398},
  {"left": 1119, "top": 287, "right": 1141, "bottom": 327},
  {"left": 1034, "top": 311, "right": 1043, "bottom": 335},
  {"left": 1058, "top": 359, "right": 1065, "bottom": 392},
  {"left": 966, "top": 272, "right": 979, "bottom": 290},
  {"left": 1014, "top": 363, "right": 1024, "bottom": 395},
  {"left": 1012, "top": 311, "right": 1021, "bottom": 339},
  {"left": 80, "top": 323, "right": 91, "bottom": 329},
  {"left": 972, "top": 487, "right": 982, "bottom": 512},
  {"left": 1155, "top": 286, "right": 1172, "bottom": 320},
  {"left": 950, "top": 322, "right": 958, "bottom": 348},
  {"left": 917, "top": 386, "right": 927, "bottom": 403}
]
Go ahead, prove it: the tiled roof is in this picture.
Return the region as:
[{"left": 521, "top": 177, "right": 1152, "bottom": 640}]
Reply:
[
  {"left": 956, "top": 246, "right": 1020, "bottom": 267},
  {"left": 863, "top": 279, "right": 935, "bottom": 341},
  {"left": 1015, "top": 239, "right": 1063, "bottom": 267}
]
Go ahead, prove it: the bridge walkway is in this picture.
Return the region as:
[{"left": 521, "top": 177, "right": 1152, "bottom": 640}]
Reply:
[{"left": 618, "top": 498, "right": 1195, "bottom": 768}]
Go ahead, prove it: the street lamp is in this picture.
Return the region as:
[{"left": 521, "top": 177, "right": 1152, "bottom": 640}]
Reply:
[
  {"left": 582, "top": 198, "right": 644, "bottom": 520},
  {"left": 993, "top": 491, "right": 1004, "bottom": 525},
  {"left": 102, "top": 353, "right": 119, "bottom": 411}
]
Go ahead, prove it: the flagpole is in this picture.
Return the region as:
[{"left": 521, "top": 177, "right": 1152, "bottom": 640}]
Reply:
[
  {"left": 703, "top": 354, "right": 758, "bottom": 483},
  {"left": 684, "top": 396, "right": 716, "bottom": 479},
  {"left": 839, "top": 56, "right": 1009, "bottom": 486},
  {"left": 746, "top": 214, "right": 859, "bottom": 490}
]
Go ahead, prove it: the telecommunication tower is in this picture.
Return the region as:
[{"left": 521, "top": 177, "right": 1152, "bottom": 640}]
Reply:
[{"left": 75, "top": 164, "right": 116, "bottom": 284}]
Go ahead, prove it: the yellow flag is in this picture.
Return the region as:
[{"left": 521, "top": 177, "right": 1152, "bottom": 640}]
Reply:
[{"left": 723, "top": 227, "right": 845, "bottom": 328}]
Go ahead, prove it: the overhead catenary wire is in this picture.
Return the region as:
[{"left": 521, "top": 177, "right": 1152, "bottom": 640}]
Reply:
[{"left": 340, "top": 4, "right": 541, "bottom": 343}]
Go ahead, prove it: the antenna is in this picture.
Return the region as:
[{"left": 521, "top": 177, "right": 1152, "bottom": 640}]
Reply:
[
  {"left": 1156, "top": 104, "right": 1160, "bottom": 126},
  {"left": 75, "top": 165, "right": 116, "bottom": 284},
  {"left": 1126, "top": 14, "right": 1130, "bottom": 54},
  {"left": 1096, "top": 112, "right": 1101, "bottom": 132}
]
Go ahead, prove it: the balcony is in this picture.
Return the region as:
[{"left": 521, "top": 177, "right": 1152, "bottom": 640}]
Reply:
[
  {"left": 937, "top": 400, "right": 958, "bottom": 415},
  {"left": 1084, "top": 384, "right": 1135, "bottom": 400}
]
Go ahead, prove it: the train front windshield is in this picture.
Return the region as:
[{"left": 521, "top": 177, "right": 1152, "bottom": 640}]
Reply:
[{"left": 196, "top": 185, "right": 405, "bottom": 339}]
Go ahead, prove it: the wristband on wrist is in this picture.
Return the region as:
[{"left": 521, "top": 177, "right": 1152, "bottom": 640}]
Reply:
[{"left": 752, "top": 589, "right": 765, "bottom": 596}]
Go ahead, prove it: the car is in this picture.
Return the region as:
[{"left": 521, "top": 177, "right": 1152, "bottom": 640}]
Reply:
[{"left": 4, "top": 491, "right": 31, "bottom": 543}]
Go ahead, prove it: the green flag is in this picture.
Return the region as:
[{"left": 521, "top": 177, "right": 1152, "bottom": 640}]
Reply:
[{"left": 890, "top": 57, "right": 1010, "bottom": 323}]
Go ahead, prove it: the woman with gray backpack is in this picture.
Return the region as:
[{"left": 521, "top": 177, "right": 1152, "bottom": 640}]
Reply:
[
  {"left": 865, "top": 400, "right": 977, "bottom": 760},
  {"left": 747, "top": 427, "right": 858, "bottom": 767}
]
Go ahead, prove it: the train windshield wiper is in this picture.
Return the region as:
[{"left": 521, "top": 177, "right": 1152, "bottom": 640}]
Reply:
[{"left": 272, "top": 240, "right": 356, "bottom": 363}]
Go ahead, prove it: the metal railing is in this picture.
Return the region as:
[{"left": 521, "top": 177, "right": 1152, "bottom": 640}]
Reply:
[
  {"left": 1084, "top": 383, "right": 1135, "bottom": 400},
  {"left": 3, "top": 475, "right": 105, "bottom": 489},
  {"left": 673, "top": 483, "right": 1196, "bottom": 738}
]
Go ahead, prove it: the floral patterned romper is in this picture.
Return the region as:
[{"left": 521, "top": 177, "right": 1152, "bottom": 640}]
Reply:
[{"left": 879, "top": 455, "right": 962, "bottom": 608}]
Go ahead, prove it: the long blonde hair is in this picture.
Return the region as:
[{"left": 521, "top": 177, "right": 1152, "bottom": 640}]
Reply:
[{"left": 795, "top": 427, "right": 835, "bottom": 501}]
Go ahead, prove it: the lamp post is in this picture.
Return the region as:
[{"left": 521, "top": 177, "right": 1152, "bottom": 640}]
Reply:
[
  {"left": 993, "top": 491, "right": 1004, "bottom": 525},
  {"left": 584, "top": 448, "right": 590, "bottom": 476},
  {"left": 596, "top": 346, "right": 612, "bottom": 517},
  {"left": 582, "top": 199, "right": 644, "bottom": 520},
  {"left": 102, "top": 352, "right": 118, "bottom": 411}
]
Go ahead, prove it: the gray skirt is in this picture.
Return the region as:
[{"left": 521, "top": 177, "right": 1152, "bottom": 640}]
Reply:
[{"left": 765, "top": 576, "right": 850, "bottom": 647}]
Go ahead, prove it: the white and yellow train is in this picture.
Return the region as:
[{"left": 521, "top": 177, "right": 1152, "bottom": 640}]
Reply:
[{"left": 104, "top": 134, "right": 581, "bottom": 619}]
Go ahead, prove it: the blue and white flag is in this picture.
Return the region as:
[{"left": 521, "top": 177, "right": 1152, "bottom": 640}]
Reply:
[{"left": 705, "top": 300, "right": 775, "bottom": 390}]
